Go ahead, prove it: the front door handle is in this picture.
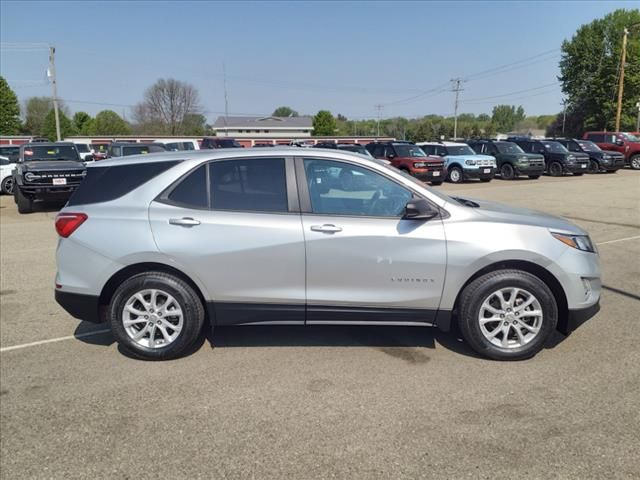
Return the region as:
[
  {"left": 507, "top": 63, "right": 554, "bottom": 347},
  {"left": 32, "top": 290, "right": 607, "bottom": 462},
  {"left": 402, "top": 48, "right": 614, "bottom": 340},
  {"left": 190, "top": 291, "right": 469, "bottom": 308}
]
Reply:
[
  {"left": 310, "top": 224, "right": 342, "bottom": 233},
  {"left": 169, "top": 217, "right": 201, "bottom": 227}
]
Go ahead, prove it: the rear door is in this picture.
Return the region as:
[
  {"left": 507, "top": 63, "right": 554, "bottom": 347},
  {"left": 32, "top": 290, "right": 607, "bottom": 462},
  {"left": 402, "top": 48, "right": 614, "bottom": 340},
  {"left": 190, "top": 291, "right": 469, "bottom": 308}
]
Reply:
[
  {"left": 298, "top": 156, "right": 446, "bottom": 324},
  {"left": 149, "top": 157, "right": 306, "bottom": 325}
]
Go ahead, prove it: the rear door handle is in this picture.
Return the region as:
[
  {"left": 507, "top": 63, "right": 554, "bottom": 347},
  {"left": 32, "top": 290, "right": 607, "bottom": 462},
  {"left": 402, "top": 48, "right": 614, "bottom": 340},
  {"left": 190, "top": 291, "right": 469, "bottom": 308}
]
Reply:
[
  {"left": 169, "top": 217, "right": 201, "bottom": 227},
  {"left": 310, "top": 224, "right": 342, "bottom": 233}
]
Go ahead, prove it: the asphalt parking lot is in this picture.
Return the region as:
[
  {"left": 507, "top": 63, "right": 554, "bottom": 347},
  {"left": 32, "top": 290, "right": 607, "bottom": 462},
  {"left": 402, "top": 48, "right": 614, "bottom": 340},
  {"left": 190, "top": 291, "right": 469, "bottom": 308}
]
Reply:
[{"left": 1, "top": 171, "right": 639, "bottom": 479}]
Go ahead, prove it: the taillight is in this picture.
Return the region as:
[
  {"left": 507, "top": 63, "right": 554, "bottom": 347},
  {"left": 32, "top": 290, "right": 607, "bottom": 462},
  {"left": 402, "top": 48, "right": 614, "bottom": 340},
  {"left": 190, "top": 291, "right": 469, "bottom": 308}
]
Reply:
[{"left": 55, "top": 213, "right": 88, "bottom": 238}]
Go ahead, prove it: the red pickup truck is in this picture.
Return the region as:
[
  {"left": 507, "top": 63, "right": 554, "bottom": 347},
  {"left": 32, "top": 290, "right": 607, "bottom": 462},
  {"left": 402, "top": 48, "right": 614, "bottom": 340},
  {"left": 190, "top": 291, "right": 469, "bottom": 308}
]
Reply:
[
  {"left": 582, "top": 132, "right": 640, "bottom": 170},
  {"left": 365, "top": 141, "right": 447, "bottom": 185}
]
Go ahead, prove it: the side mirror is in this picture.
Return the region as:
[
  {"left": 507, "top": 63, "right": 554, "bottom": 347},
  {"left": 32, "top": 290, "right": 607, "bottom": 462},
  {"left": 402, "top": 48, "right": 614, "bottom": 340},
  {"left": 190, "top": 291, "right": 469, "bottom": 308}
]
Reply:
[
  {"left": 616, "top": 139, "right": 625, "bottom": 146},
  {"left": 403, "top": 198, "right": 439, "bottom": 220},
  {"left": 387, "top": 153, "right": 396, "bottom": 159}
]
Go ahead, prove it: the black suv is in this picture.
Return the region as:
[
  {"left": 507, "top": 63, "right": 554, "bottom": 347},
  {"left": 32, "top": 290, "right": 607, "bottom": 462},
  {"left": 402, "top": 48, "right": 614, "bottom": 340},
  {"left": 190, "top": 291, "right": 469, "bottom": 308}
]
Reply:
[
  {"left": 107, "top": 142, "right": 166, "bottom": 158},
  {"left": 507, "top": 137, "right": 589, "bottom": 177},
  {"left": 467, "top": 139, "right": 545, "bottom": 180},
  {"left": 201, "top": 137, "right": 243, "bottom": 149},
  {"left": 12, "top": 142, "right": 86, "bottom": 214},
  {"left": 550, "top": 138, "right": 625, "bottom": 174}
]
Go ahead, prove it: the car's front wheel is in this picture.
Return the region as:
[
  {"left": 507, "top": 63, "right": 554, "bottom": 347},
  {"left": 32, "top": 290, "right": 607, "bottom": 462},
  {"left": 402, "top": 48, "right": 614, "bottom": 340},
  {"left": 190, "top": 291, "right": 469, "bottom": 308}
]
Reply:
[
  {"left": 548, "top": 161, "right": 563, "bottom": 177},
  {"left": 108, "top": 271, "right": 205, "bottom": 360},
  {"left": 500, "top": 163, "right": 515, "bottom": 180},
  {"left": 457, "top": 269, "right": 557, "bottom": 360},
  {"left": 448, "top": 166, "right": 463, "bottom": 183},
  {"left": 630, "top": 154, "right": 640, "bottom": 170},
  {"left": 1, "top": 177, "right": 13, "bottom": 195},
  {"left": 589, "top": 160, "right": 600, "bottom": 173}
]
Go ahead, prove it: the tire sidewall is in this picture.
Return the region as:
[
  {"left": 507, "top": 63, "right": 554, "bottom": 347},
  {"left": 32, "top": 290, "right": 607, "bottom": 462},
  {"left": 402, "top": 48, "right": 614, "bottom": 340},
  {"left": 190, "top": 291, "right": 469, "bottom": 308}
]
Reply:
[
  {"left": 1, "top": 177, "right": 13, "bottom": 195},
  {"left": 459, "top": 271, "right": 558, "bottom": 360},
  {"left": 501, "top": 163, "right": 514, "bottom": 180},
  {"left": 630, "top": 155, "right": 640, "bottom": 170},
  {"left": 108, "top": 273, "right": 204, "bottom": 360},
  {"left": 549, "top": 162, "right": 563, "bottom": 177},
  {"left": 449, "top": 166, "right": 463, "bottom": 183}
]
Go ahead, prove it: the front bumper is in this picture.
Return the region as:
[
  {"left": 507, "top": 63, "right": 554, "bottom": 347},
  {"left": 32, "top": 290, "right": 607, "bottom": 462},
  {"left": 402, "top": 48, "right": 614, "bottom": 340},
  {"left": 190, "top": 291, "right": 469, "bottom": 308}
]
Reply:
[
  {"left": 514, "top": 164, "right": 545, "bottom": 176},
  {"left": 561, "top": 301, "right": 600, "bottom": 335},
  {"left": 464, "top": 167, "right": 495, "bottom": 180},
  {"left": 18, "top": 183, "right": 80, "bottom": 199},
  {"left": 55, "top": 289, "right": 102, "bottom": 323},
  {"left": 412, "top": 168, "right": 446, "bottom": 182},
  {"left": 565, "top": 163, "right": 589, "bottom": 173}
]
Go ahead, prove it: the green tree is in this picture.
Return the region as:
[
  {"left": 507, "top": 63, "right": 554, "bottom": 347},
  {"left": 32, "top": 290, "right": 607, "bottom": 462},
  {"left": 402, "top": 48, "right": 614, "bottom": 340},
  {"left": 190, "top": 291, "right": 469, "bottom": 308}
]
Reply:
[
  {"left": 93, "top": 110, "right": 130, "bottom": 135},
  {"left": 73, "top": 112, "right": 93, "bottom": 135},
  {"left": 181, "top": 113, "right": 207, "bottom": 136},
  {"left": 483, "top": 122, "right": 497, "bottom": 138},
  {"left": 312, "top": 110, "right": 336, "bottom": 136},
  {"left": 559, "top": 8, "right": 640, "bottom": 134},
  {"left": 42, "top": 109, "right": 75, "bottom": 141},
  {"left": 491, "top": 105, "right": 525, "bottom": 132},
  {"left": 24, "top": 97, "right": 53, "bottom": 136},
  {"left": 272, "top": 106, "right": 298, "bottom": 117},
  {"left": 0, "top": 76, "right": 22, "bottom": 135}
]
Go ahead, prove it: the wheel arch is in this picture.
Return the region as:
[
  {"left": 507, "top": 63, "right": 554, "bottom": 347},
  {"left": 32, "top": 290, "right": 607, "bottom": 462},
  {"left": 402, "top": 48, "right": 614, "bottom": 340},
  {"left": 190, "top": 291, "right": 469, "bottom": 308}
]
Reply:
[
  {"left": 451, "top": 259, "right": 569, "bottom": 333},
  {"left": 99, "top": 262, "right": 208, "bottom": 318}
]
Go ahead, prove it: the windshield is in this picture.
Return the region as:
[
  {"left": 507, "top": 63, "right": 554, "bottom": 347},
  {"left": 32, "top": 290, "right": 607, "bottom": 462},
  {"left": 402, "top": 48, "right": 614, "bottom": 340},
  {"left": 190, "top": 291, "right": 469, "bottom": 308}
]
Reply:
[
  {"left": 123, "top": 145, "right": 164, "bottom": 155},
  {"left": 495, "top": 142, "right": 524, "bottom": 154},
  {"left": 23, "top": 145, "right": 79, "bottom": 161},
  {"left": 394, "top": 145, "right": 426, "bottom": 157},
  {"left": 576, "top": 140, "right": 601, "bottom": 152},
  {"left": 338, "top": 144, "right": 369, "bottom": 155},
  {"left": 446, "top": 145, "right": 475, "bottom": 156},
  {"left": 542, "top": 141, "right": 568, "bottom": 153},
  {"left": 75, "top": 144, "right": 90, "bottom": 152},
  {"left": 219, "top": 139, "right": 242, "bottom": 148},
  {"left": 620, "top": 133, "right": 639, "bottom": 142}
]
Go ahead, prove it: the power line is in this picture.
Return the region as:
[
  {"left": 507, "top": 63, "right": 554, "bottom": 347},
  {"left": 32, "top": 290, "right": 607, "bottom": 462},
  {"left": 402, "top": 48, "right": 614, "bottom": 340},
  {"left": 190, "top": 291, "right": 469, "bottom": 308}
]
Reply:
[
  {"left": 464, "top": 48, "right": 560, "bottom": 81},
  {"left": 463, "top": 82, "right": 561, "bottom": 103}
]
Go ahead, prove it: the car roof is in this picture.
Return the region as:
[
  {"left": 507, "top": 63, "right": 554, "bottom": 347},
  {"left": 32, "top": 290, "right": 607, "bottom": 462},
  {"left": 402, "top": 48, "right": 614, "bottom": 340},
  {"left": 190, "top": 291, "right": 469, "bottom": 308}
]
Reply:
[
  {"left": 21, "top": 142, "right": 76, "bottom": 147},
  {"left": 112, "top": 142, "right": 160, "bottom": 146},
  {"left": 88, "top": 147, "right": 376, "bottom": 169}
]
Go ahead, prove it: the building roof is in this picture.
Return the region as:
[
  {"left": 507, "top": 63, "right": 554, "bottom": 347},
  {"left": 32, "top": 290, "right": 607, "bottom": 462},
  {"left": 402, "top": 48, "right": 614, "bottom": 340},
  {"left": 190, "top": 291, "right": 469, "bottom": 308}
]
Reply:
[{"left": 213, "top": 115, "right": 313, "bottom": 129}]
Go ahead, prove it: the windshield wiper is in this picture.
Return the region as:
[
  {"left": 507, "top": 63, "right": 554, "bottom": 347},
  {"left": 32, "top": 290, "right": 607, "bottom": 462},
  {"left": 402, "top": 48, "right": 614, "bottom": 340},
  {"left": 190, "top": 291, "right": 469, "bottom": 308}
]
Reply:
[{"left": 451, "top": 196, "right": 479, "bottom": 208}]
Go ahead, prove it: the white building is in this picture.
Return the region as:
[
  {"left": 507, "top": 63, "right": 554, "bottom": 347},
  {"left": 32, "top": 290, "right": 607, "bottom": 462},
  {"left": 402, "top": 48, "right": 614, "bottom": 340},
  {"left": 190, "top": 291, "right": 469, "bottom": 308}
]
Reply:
[{"left": 213, "top": 116, "right": 313, "bottom": 138}]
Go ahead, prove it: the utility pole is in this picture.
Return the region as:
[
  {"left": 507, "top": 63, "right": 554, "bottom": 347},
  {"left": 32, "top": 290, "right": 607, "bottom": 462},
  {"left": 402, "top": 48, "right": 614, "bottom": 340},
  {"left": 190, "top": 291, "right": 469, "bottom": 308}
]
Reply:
[
  {"left": 48, "top": 46, "right": 61, "bottom": 141},
  {"left": 375, "top": 104, "right": 383, "bottom": 137},
  {"left": 223, "top": 62, "right": 229, "bottom": 137},
  {"left": 636, "top": 101, "right": 640, "bottom": 131},
  {"left": 451, "top": 78, "right": 464, "bottom": 140},
  {"left": 562, "top": 99, "right": 568, "bottom": 135},
  {"left": 615, "top": 28, "right": 629, "bottom": 132}
]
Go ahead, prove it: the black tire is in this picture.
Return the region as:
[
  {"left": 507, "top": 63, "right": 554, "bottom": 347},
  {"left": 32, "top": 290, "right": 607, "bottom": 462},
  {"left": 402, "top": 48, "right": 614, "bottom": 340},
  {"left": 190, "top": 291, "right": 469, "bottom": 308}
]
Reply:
[
  {"left": 548, "top": 161, "right": 563, "bottom": 177},
  {"left": 448, "top": 166, "right": 464, "bottom": 183},
  {"left": 15, "top": 187, "right": 34, "bottom": 214},
  {"left": 1, "top": 176, "right": 13, "bottom": 195},
  {"left": 457, "top": 269, "right": 558, "bottom": 361},
  {"left": 108, "top": 271, "right": 205, "bottom": 360},
  {"left": 528, "top": 175, "right": 540, "bottom": 180},
  {"left": 500, "top": 163, "right": 515, "bottom": 180},
  {"left": 573, "top": 173, "right": 584, "bottom": 176},
  {"left": 588, "top": 160, "right": 600, "bottom": 173},
  {"left": 630, "top": 154, "right": 640, "bottom": 170},
  {"left": 431, "top": 181, "right": 443, "bottom": 186}
]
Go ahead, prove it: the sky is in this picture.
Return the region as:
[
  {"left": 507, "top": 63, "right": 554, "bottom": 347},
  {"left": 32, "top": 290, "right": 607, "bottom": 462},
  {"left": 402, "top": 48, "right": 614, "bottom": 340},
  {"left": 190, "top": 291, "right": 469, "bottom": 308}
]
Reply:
[{"left": 0, "top": 0, "right": 637, "bottom": 123}]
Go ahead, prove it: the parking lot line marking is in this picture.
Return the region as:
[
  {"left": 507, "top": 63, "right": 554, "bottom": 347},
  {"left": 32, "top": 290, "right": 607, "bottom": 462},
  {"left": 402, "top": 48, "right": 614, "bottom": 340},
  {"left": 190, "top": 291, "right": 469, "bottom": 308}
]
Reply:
[
  {"left": 596, "top": 235, "right": 640, "bottom": 246},
  {"left": 0, "top": 329, "right": 111, "bottom": 353}
]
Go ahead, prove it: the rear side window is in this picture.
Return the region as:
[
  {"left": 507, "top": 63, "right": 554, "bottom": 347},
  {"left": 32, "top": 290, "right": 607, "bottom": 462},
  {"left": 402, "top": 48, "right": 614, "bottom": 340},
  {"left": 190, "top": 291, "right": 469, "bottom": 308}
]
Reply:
[
  {"left": 67, "top": 161, "right": 180, "bottom": 206},
  {"left": 210, "top": 158, "right": 287, "bottom": 212},
  {"left": 167, "top": 164, "right": 208, "bottom": 208}
]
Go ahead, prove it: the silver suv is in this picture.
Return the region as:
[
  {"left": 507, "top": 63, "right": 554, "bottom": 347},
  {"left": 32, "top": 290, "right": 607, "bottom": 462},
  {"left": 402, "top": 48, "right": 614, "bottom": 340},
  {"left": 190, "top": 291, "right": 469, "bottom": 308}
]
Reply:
[{"left": 55, "top": 148, "right": 601, "bottom": 360}]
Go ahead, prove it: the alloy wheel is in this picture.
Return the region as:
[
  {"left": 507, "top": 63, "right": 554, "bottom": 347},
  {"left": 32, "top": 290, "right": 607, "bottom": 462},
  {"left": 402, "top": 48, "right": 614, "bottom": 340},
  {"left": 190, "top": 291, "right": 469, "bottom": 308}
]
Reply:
[
  {"left": 449, "top": 168, "right": 462, "bottom": 183},
  {"left": 2, "top": 177, "right": 13, "bottom": 195},
  {"left": 122, "top": 289, "right": 184, "bottom": 349},
  {"left": 478, "top": 287, "right": 543, "bottom": 349},
  {"left": 631, "top": 156, "right": 640, "bottom": 170}
]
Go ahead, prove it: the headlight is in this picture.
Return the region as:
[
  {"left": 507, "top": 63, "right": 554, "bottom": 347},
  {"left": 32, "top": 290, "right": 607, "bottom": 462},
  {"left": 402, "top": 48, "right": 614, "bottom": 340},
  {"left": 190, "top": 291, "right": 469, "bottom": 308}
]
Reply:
[
  {"left": 413, "top": 162, "right": 427, "bottom": 168},
  {"left": 465, "top": 159, "right": 476, "bottom": 166},
  {"left": 24, "top": 172, "right": 38, "bottom": 182},
  {"left": 517, "top": 156, "right": 529, "bottom": 163},
  {"left": 551, "top": 232, "right": 596, "bottom": 253},
  {"left": 567, "top": 155, "right": 576, "bottom": 163}
]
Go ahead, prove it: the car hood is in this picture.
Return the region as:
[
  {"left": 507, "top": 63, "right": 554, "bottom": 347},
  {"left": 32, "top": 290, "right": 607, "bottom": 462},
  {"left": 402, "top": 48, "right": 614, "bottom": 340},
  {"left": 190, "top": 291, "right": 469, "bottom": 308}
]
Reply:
[
  {"left": 601, "top": 150, "right": 624, "bottom": 157},
  {"left": 455, "top": 197, "right": 586, "bottom": 235},
  {"left": 22, "top": 160, "right": 85, "bottom": 171},
  {"left": 446, "top": 154, "right": 494, "bottom": 161}
]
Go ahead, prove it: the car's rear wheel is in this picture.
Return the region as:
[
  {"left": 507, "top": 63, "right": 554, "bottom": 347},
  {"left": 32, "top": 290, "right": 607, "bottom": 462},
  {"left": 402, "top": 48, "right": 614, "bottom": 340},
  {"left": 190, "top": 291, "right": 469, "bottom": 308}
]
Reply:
[
  {"left": 448, "top": 166, "right": 463, "bottom": 183},
  {"left": 457, "top": 269, "right": 557, "bottom": 360},
  {"left": 548, "top": 161, "right": 563, "bottom": 177},
  {"left": 15, "top": 187, "right": 34, "bottom": 214},
  {"left": 630, "top": 154, "right": 640, "bottom": 170},
  {"left": 1, "top": 177, "right": 13, "bottom": 195},
  {"left": 500, "top": 163, "right": 515, "bottom": 180},
  {"left": 108, "top": 271, "right": 205, "bottom": 360}
]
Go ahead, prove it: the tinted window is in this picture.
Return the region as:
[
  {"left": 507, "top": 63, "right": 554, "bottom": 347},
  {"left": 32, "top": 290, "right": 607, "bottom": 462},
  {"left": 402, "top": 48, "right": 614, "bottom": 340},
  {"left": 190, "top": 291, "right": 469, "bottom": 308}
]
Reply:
[
  {"left": 370, "top": 145, "right": 385, "bottom": 158},
  {"left": 495, "top": 142, "right": 524, "bottom": 154},
  {"left": 22, "top": 145, "right": 79, "bottom": 161},
  {"left": 68, "top": 161, "right": 180, "bottom": 206},
  {"left": 304, "top": 159, "right": 411, "bottom": 217},
  {"left": 420, "top": 145, "right": 435, "bottom": 155},
  {"left": 393, "top": 145, "right": 426, "bottom": 157},
  {"left": 123, "top": 145, "right": 165, "bottom": 156},
  {"left": 210, "top": 158, "right": 287, "bottom": 212},
  {"left": 0, "top": 158, "right": 10, "bottom": 166},
  {"left": 111, "top": 146, "right": 122, "bottom": 157},
  {"left": 168, "top": 164, "right": 208, "bottom": 208}
]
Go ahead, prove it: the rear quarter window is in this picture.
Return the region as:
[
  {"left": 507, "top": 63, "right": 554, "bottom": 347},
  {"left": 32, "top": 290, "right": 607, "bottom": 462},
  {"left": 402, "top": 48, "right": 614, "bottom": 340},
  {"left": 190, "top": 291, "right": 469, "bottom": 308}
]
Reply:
[{"left": 67, "top": 161, "right": 181, "bottom": 206}]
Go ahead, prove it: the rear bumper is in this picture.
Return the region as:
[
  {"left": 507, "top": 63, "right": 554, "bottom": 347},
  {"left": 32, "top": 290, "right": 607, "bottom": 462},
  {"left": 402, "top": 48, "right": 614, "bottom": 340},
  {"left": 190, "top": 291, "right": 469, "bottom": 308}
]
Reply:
[
  {"left": 560, "top": 301, "right": 600, "bottom": 335},
  {"left": 55, "top": 289, "right": 102, "bottom": 323}
]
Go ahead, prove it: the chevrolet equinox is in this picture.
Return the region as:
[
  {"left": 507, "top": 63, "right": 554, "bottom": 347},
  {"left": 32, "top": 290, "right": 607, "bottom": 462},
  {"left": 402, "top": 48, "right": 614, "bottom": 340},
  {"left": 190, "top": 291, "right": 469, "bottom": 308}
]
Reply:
[{"left": 55, "top": 148, "right": 601, "bottom": 360}]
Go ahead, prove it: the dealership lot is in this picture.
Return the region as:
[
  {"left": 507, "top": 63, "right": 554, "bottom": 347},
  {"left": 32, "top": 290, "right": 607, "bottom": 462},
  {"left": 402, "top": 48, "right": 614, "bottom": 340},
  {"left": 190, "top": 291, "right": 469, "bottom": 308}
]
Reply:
[{"left": 1, "top": 172, "right": 639, "bottom": 478}]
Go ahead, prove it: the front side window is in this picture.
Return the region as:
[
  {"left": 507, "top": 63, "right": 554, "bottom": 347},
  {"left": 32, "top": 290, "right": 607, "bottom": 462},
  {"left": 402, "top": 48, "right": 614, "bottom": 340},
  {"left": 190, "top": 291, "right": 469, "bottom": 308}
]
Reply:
[
  {"left": 542, "top": 141, "right": 568, "bottom": 153},
  {"left": 304, "top": 159, "right": 412, "bottom": 217},
  {"left": 495, "top": 142, "right": 524, "bottom": 154},
  {"left": 210, "top": 158, "right": 288, "bottom": 212},
  {"left": 392, "top": 144, "right": 426, "bottom": 157}
]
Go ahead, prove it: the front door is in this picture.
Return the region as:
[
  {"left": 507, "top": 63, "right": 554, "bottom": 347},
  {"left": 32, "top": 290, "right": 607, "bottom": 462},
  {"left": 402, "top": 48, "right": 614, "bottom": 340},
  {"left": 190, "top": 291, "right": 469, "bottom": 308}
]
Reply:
[
  {"left": 298, "top": 157, "right": 447, "bottom": 324},
  {"left": 149, "top": 157, "right": 306, "bottom": 325}
]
